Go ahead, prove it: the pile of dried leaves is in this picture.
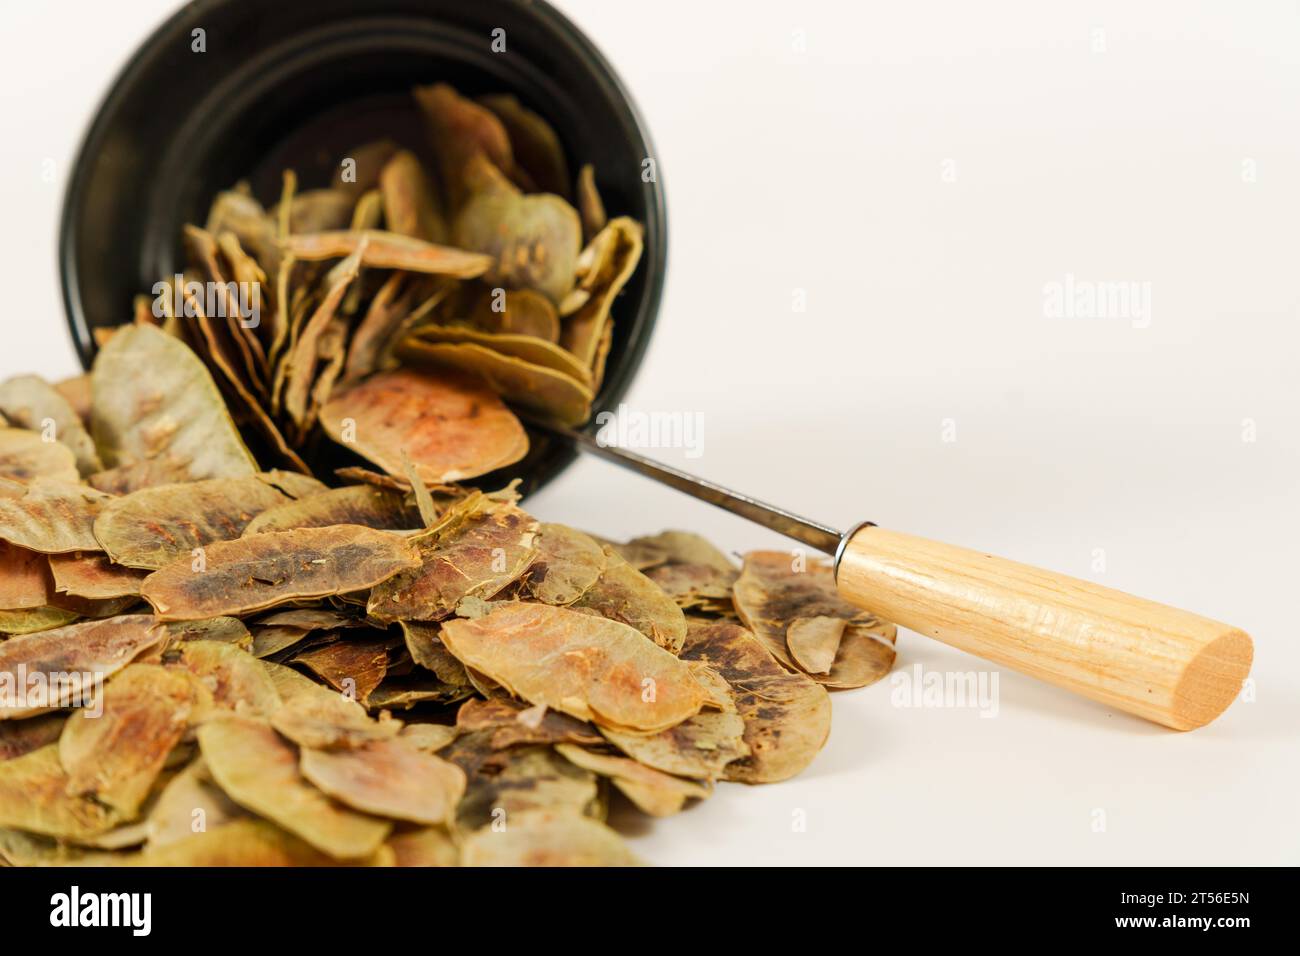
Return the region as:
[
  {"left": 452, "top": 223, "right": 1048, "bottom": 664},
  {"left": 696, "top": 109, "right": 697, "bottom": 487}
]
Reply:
[{"left": 0, "top": 84, "right": 898, "bottom": 866}]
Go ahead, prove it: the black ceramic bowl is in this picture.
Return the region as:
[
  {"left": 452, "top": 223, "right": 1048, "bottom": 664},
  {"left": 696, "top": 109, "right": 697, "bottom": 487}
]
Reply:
[{"left": 59, "top": 0, "right": 665, "bottom": 494}]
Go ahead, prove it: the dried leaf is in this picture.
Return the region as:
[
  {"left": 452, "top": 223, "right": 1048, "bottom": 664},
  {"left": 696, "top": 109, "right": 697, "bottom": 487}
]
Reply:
[
  {"left": 680, "top": 620, "right": 832, "bottom": 783},
  {"left": 283, "top": 230, "right": 492, "bottom": 277},
  {"left": 144, "top": 758, "right": 245, "bottom": 848},
  {"left": 244, "top": 485, "right": 422, "bottom": 535},
  {"left": 380, "top": 149, "right": 446, "bottom": 243},
  {"left": 269, "top": 689, "right": 397, "bottom": 751},
  {"left": 368, "top": 493, "right": 537, "bottom": 623},
  {"left": 0, "top": 479, "right": 111, "bottom": 554},
  {"left": 555, "top": 743, "right": 709, "bottom": 817},
  {"left": 733, "top": 551, "right": 896, "bottom": 689},
  {"left": 626, "top": 530, "right": 735, "bottom": 573},
  {"left": 453, "top": 159, "right": 582, "bottom": 305},
  {"left": 335, "top": 139, "right": 401, "bottom": 198},
  {"left": 400, "top": 621, "right": 471, "bottom": 687},
  {"left": 257, "top": 470, "right": 329, "bottom": 499},
  {"left": 399, "top": 338, "right": 593, "bottom": 427},
  {"left": 413, "top": 83, "right": 513, "bottom": 210},
  {"left": 48, "top": 552, "right": 147, "bottom": 599},
  {"left": 398, "top": 722, "right": 459, "bottom": 753},
  {"left": 91, "top": 324, "right": 259, "bottom": 483},
  {"left": 600, "top": 708, "right": 749, "bottom": 782},
  {"left": 332, "top": 467, "right": 414, "bottom": 493},
  {"left": 455, "top": 697, "right": 603, "bottom": 750},
  {"left": 140, "top": 525, "right": 421, "bottom": 620},
  {"left": 198, "top": 715, "right": 392, "bottom": 859},
  {"left": 526, "top": 523, "right": 606, "bottom": 606},
  {"left": 387, "top": 825, "right": 459, "bottom": 866},
  {"left": 250, "top": 609, "right": 352, "bottom": 658},
  {"left": 0, "top": 605, "right": 80, "bottom": 635},
  {"left": 280, "top": 247, "right": 364, "bottom": 428},
  {"left": 645, "top": 561, "right": 737, "bottom": 611},
  {"left": 366, "top": 674, "right": 470, "bottom": 711},
  {"left": 0, "top": 744, "right": 117, "bottom": 839},
  {"left": 443, "top": 732, "right": 601, "bottom": 834},
  {"left": 93, "top": 475, "right": 299, "bottom": 570},
  {"left": 575, "top": 164, "right": 607, "bottom": 242},
  {"left": 290, "top": 635, "right": 392, "bottom": 705},
  {"left": 0, "top": 712, "right": 66, "bottom": 761},
  {"left": 271, "top": 188, "right": 356, "bottom": 234},
  {"left": 321, "top": 367, "right": 528, "bottom": 483},
  {"left": 786, "top": 615, "right": 847, "bottom": 675},
  {"left": 560, "top": 217, "right": 644, "bottom": 376},
  {"left": 159, "top": 616, "right": 252, "bottom": 650},
  {"left": 460, "top": 811, "right": 640, "bottom": 867},
  {"left": 440, "top": 603, "right": 709, "bottom": 733},
  {"left": 0, "top": 427, "right": 78, "bottom": 484},
  {"left": 0, "top": 375, "right": 101, "bottom": 475},
  {"left": 300, "top": 738, "right": 466, "bottom": 825},
  {"left": 572, "top": 547, "right": 687, "bottom": 652},
  {"left": 342, "top": 273, "right": 418, "bottom": 383},
  {"left": 205, "top": 190, "right": 279, "bottom": 275},
  {"left": 0, "top": 541, "right": 53, "bottom": 608},
  {"left": 468, "top": 286, "right": 560, "bottom": 341},
  {"left": 406, "top": 323, "right": 591, "bottom": 384},
  {"left": 58, "top": 664, "right": 195, "bottom": 817},
  {"left": 0, "top": 615, "right": 167, "bottom": 719},
  {"left": 479, "top": 94, "right": 571, "bottom": 197},
  {"left": 53, "top": 375, "right": 92, "bottom": 425},
  {"left": 164, "top": 639, "right": 282, "bottom": 715},
  {"left": 140, "top": 817, "right": 391, "bottom": 866},
  {"left": 400, "top": 450, "right": 439, "bottom": 527}
]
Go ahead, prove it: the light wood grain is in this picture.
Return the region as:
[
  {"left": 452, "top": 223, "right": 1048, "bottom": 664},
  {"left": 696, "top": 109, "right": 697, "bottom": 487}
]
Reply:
[{"left": 835, "top": 526, "right": 1252, "bottom": 730}]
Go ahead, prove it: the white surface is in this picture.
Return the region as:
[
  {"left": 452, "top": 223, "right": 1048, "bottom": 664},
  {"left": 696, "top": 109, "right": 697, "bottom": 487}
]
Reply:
[{"left": 1, "top": 0, "right": 1297, "bottom": 865}]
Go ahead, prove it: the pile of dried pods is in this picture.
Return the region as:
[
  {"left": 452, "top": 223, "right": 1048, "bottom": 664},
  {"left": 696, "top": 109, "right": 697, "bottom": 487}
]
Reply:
[{"left": 0, "top": 84, "right": 897, "bottom": 866}]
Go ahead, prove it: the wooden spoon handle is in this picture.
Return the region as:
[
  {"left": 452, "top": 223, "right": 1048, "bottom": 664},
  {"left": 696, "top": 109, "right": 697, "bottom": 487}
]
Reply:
[{"left": 835, "top": 525, "right": 1252, "bottom": 730}]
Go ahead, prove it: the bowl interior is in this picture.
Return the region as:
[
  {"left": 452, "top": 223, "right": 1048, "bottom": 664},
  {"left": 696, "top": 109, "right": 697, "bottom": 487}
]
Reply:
[{"left": 62, "top": 0, "right": 665, "bottom": 494}]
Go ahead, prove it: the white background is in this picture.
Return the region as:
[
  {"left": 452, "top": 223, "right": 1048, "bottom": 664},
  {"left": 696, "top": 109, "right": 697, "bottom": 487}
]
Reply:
[{"left": 1, "top": 0, "right": 1297, "bottom": 865}]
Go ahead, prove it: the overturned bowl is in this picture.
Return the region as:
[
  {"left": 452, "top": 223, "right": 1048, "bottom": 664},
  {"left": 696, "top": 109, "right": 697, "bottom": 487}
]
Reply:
[{"left": 59, "top": 0, "right": 666, "bottom": 494}]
